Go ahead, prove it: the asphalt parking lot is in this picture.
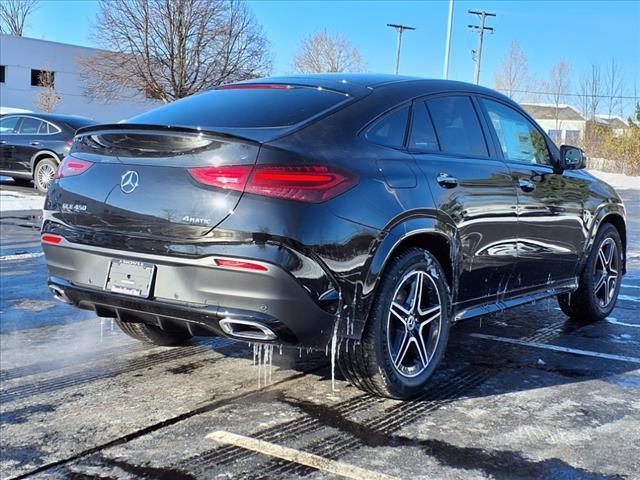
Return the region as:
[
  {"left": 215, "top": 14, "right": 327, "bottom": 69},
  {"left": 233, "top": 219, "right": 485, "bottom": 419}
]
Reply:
[{"left": 1, "top": 179, "right": 639, "bottom": 480}]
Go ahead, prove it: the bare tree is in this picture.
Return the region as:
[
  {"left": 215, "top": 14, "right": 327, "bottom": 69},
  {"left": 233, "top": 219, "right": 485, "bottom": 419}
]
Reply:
[
  {"left": 0, "top": 0, "right": 39, "bottom": 36},
  {"left": 579, "top": 62, "right": 604, "bottom": 120},
  {"left": 33, "top": 70, "right": 61, "bottom": 112},
  {"left": 544, "top": 60, "right": 572, "bottom": 131},
  {"left": 293, "top": 30, "right": 365, "bottom": 74},
  {"left": 604, "top": 57, "right": 625, "bottom": 118},
  {"left": 494, "top": 42, "right": 531, "bottom": 102},
  {"left": 78, "top": 0, "right": 271, "bottom": 103}
]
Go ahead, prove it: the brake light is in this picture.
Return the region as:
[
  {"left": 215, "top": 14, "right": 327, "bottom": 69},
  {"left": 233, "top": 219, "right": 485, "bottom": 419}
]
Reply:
[
  {"left": 218, "top": 84, "right": 291, "bottom": 90},
  {"left": 42, "top": 234, "right": 63, "bottom": 244},
  {"left": 214, "top": 258, "right": 269, "bottom": 272},
  {"left": 188, "top": 165, "right": 357, "bottom": 203},
  {"left": 54, "top": 157, "right": 93, "bottom": 179},
  {"left": 188, "top": 165, "right": 252, "bottom": 191}
]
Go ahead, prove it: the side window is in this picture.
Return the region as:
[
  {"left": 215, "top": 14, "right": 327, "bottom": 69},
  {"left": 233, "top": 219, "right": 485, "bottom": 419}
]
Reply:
[
  {"left": 409, "top": 102, "right": 439, "bottom": 153},
  {"left": 18, "top": 117, "right": 43, "bottom": 135},
  {"left": 0, "top": 116, "right": 20, "bottom": 134},
  {"left": 426, "top": 96, "right": 488, "bottom": 157},
  {"left": 482, "top": 99, "right": 551, "bottom": 166},
  {"left": 38, "top": 122, "right": 50, "bottom": 134},
  {"left": 364, "top": 105, "right": 410, "bottom": 149}
]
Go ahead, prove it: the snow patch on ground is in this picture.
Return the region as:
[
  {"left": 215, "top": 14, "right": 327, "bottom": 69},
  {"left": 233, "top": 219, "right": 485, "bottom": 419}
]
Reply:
[
  {"left": 0, "top": 190, "right": 44, "bottom": 212},
  {"left": 588, "top": 170, "right": 640, "bottom": 190}
]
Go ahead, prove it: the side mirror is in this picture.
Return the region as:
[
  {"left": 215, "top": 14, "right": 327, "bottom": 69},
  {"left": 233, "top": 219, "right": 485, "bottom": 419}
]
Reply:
[{"left": 559, "top": 145, "right": 587, "bottom": 171}]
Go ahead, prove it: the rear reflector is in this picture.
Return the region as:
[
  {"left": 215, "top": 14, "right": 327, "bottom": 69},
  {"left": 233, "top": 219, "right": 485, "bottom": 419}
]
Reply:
[
  {"left": 54, "top": 157, "right": 93, "bottom": 179},
  {"left": 214, "top": 258, "right": 269, "bottom": 272},
  {"left": 188, "top": 164, "right": 356, "bottom": 203},
  {"left": 42, "top": 234, "right": 63, "bottom": 244}
]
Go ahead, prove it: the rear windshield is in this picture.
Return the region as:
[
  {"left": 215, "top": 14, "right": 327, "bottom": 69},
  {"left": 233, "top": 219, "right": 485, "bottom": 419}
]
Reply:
[{"left": 127, "top": 86, "right": 349, "bottom": 129}]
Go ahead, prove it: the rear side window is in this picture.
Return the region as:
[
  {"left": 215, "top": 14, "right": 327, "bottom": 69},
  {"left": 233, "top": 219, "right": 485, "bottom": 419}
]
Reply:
[
  {"left": 426, "top": 96, "right": 488, "bottom": 157},
  {"left": 18, "top": 117, "right": 43, "bottom": 134},
  {"left": 0, "top": 116, "right": 20, "bottom": 133},
  {"left": 128, "top": 86, "right": 349, "bottom": 129},
  {"left": 409, "top": 102, "right": 439, "bottom": 152},
  {"left": 364, "top": 105, "right": 409, "bottom": 149}
]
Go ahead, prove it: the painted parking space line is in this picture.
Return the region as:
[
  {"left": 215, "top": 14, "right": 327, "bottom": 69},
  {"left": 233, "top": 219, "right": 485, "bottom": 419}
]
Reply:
[
  {"left": 618, "top": 294, "right": 640, "bottom": 302},
  {"left": 207, "top": 430, "right": 399, "bottom": 480},
  {"left": 0, "top": 251, "right": 44, "bottom": 261},
  {"left": 470, "top": 333, "right": 640, "bottom": 364},
  {"left": 606, "top": 317, "right": 640, "bottom": 328}
]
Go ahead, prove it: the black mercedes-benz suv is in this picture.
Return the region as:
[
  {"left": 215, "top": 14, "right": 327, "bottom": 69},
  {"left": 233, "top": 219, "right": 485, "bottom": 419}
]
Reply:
[
  {"left": 0, "top": 113, "right": 97, "bottom": 192},
  {"left": 42, "top": 74, "right": 626, "bottom": 399}
]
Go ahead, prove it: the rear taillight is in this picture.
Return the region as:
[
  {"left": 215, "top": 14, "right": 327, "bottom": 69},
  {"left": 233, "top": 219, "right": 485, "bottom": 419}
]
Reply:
[
  {"left": 54, "top": 157, "right": 93, "bottom": 179},
  {"left": 188, "top": 165, "right": 357, "bottom": 203},
  {"left": 42, "top": 234, "right": 63, "bottom": 244}
]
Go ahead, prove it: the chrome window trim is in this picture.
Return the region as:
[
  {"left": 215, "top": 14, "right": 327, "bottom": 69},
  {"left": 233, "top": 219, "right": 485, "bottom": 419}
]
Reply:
[{"left": 0, "top": 115, "right": 62, "bottom": 136}]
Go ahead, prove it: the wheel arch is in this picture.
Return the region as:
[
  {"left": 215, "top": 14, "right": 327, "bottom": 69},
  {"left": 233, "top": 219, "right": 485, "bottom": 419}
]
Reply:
[
  {"left": 584, "top": 206, "right": 627, "bottom": 275},
  {"left": 353, "top": 216, "right": 458, "bottom": 341},
  {"left": 30, "top": 150, "right": 60, "bottom": 174}
]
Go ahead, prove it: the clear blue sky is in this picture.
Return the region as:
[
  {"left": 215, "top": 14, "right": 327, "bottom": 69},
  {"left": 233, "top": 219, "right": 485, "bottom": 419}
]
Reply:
[{"left": 23, "top": 0, "right": 640, "bottom": 115}]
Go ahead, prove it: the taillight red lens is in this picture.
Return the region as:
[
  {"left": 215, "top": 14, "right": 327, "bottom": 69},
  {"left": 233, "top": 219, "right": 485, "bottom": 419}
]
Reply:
[
  {"left": 188, "top": 165, "right": 252, "bottom": 192},
  {"left": 54, "top": 157, "right": 93, "bottom": 179},
  {"left": 214, "top": 258, "right": 269, "bottom": 272},
  {"left": 42, "top": 234, "right": 63, "bottom": 244},
  {"left": 188, "top": 164, "right": 357, "bottom": 203}
]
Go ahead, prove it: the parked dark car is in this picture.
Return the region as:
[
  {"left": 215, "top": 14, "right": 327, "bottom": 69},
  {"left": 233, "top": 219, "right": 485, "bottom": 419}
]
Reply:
[
  {"left": 0, "top": 113, "right": 97, "bottom": 192},
  {"left": 42, "top": 75, "right": 627, "bottom": 399}
]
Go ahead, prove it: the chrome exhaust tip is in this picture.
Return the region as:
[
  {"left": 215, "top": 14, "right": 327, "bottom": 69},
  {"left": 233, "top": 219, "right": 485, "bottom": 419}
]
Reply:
[
  {"left": 219, "top": 318, "right": 277, "bottom": 341},
  {"left": 49, "top": 285, "right": 71, "bottom": 304}
]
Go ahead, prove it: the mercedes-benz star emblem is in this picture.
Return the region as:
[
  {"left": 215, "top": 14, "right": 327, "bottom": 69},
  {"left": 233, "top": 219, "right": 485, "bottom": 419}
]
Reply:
[{"left": 120, "top": 170, "right": 139, "bottom": 194}]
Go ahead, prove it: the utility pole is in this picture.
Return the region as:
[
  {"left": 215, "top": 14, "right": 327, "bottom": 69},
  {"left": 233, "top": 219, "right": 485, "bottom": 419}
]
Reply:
[
  {"left": 387, "top": 23, "right": 416, "bottom": 75},
  {"left": 443, "top": 0, "right": 454, "bottom": 79},
  {"left": 468, "top": 10, "right": 495, "bottom": 84}
]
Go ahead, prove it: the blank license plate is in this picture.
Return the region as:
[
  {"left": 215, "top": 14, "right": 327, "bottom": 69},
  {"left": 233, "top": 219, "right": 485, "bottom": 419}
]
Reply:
[{"left": 105, "top": 259, "right": 155, "bottom": 298}]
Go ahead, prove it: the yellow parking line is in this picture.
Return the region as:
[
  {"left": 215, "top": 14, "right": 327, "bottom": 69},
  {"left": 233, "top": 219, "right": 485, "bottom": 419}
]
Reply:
[{"left": 207, "top": 430, "right": 398, "bottom": 480}]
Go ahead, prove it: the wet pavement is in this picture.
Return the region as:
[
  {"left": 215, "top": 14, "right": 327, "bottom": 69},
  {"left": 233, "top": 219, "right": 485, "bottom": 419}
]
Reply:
[{"left": 1, "top": 182, "right": 639, "bottom": 480}]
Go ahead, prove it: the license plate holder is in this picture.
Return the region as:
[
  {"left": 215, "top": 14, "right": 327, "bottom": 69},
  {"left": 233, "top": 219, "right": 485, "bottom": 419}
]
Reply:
[{"left": 105, "top": 259, "right": 155, "bottom": 298}]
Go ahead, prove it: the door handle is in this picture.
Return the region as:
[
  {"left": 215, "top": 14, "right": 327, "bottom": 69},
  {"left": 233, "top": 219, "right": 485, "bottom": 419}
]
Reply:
[
  {"left": 518, "top": 178, "right": 535, "bottom": 192},
  {"left": 436, "top": 173, "right": 458, "bottom": 189},
  {"left": 30, "top": 141, "right": 40, "bottom": 146}
]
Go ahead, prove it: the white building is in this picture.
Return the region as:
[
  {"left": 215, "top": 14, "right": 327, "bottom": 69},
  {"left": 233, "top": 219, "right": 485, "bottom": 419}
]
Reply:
[
  {"left": 0, "top": 34, "right": 161, "bottom": 122},
  {"left": 521, "top": 103, "right": 586, "bottom": 145}
]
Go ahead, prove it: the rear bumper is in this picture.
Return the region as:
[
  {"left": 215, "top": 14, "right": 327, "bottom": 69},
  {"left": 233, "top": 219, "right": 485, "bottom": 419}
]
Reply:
[{"left": 43, "top": 241, "right": 337, "bottom": 347}]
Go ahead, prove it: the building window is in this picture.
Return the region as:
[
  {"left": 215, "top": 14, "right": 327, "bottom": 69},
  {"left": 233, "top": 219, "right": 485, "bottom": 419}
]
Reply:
[
  {"left": 31, "top": 69, "right": 55, "bottom": 87},
  {"left": 0, "top": 65, "right": 5, "bottom": 83},
  {"left": 548, "top": 129, "right": 562, "bottom": 144},
  {"left": 565, "top": 130, "right": 580, "bottom": 144}
]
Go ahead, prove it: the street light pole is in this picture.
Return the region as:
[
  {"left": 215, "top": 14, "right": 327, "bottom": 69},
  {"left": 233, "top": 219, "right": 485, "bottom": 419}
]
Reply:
[
  {"left": 443, "top": 0, "right": 454, "bottom": 79},
  {"left": 387, "top": 23, "right": 416, "bottom": 75}
]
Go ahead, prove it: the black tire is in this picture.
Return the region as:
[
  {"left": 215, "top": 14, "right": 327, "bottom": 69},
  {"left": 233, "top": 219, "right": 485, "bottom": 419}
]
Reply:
[
  {"left": 115, "top": 319, "right": 192, "bottom": 346},
  {"left": 558, "top": 223, "right": 623, "bottom": 323},
  {"left": 338, "top": 248, "right": 451, "bottom": 399},
  {"left": 33, "top": 157, "right": 58, "bottom": 193}
]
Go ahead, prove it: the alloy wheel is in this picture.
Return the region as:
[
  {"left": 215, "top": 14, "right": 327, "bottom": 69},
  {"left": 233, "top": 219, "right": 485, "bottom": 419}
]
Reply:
[
  {"left": 387, "top": 270, "right": 442, "bottom": 378},
  {"left": 37, "top": 163, "right": 56, "bottom": 191},
  {"left": 594, "top": 237, "right": 619, "bottom": 308}
]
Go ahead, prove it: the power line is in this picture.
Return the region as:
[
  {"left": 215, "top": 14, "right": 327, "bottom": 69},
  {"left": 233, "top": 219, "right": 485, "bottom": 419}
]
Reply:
[
  {"left": 387, "top": 23, "right": 416, "bottom": 75},
  {"left": 496, "top": 89, "right": 640, "bottom": 100},
  {"left": 468, "top": 10, "right": 495, "bottom": 85}
]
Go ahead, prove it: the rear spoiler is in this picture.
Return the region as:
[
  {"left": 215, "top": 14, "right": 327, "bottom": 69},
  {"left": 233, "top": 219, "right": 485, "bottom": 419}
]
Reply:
[{"left": 74, "top": 123, "right": 261, "bottom": 145}]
